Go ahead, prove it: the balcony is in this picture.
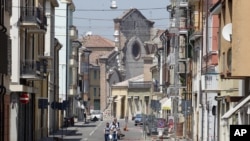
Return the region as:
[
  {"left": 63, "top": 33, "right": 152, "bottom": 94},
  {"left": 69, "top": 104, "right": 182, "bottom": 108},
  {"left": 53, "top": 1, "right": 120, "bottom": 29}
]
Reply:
[
  {"left": 179, "top": 18, "right": 188, "bottom": 35},
  {"left": 179, "top": 1, "right": 188, "bottom": 8},
  {"left": 169, "top": 18, "right": 176, "bottom": 28},
  {"left": 70, "top": 25, "right": 78, "bottom": 40},
  {"left": 20, "top": 59, "right": 47, "bottom": 80},
  {"left": 60, "top": 0, "right": 72, "bottom": 3},
  {"left": 69, "top": 84, "right": 77, "bottom": 95},
  {"left": 69, "top": 55, "right": 78, "bottom": 67},
  {"left": 128, "top": 81, "right": 152, "bottom": 89},
  {"left": 20, "top": 7, "right": 47, "bottom": 33}
]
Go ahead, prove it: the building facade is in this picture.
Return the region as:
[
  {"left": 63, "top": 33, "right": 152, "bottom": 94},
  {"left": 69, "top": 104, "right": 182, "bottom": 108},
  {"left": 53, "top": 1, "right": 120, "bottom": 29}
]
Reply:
[
  {"left": 55, "top": 0, "right": 78, "bottom": 118},
  {"left": 80, "top": 34, "right": 115, "bottom": 113}
]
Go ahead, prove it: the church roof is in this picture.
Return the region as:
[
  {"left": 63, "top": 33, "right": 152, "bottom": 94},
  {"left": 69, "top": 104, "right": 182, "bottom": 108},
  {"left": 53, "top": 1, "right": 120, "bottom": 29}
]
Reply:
[{"left": 113, "top": 8, "right": 154, "bottom": 25}]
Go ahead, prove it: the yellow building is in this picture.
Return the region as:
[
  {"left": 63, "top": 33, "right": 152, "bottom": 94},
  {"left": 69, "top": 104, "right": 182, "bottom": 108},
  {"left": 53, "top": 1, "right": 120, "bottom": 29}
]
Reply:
[
  {"left": 213, "top": 0, "right": 250, "bottom": 141},
  {"left": 111, "top": 74, "right": 151, "bottom": 119}
]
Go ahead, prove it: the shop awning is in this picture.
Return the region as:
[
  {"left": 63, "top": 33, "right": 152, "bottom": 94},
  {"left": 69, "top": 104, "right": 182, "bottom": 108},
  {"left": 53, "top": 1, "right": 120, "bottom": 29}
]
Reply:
[
  {"left": 160, "top": 97, "right": 168, "bottom": 103},
  {"left": 221, "top": 95, "right": 250, "bottom": 119},
  {"left": 161, "top": 98, "right": 172, "bottom": 110}
]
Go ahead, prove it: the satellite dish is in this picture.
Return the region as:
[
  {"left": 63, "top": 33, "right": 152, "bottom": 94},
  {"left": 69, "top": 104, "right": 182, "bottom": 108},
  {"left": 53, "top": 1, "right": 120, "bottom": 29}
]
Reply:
[{"left": 222, "top": 23, "right": 232, "bottom": 41}]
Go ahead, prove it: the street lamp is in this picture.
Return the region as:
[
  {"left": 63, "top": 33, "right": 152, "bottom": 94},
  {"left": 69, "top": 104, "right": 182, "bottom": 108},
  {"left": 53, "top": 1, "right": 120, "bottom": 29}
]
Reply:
[{"left": 110, "top": 0, "right": 118, "bottom": 9}]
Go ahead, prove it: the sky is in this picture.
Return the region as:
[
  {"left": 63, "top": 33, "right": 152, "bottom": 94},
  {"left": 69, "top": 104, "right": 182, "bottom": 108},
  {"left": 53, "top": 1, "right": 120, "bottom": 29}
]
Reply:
[{"left": 73, "top": 0, "right": 170, "bottom": 40}]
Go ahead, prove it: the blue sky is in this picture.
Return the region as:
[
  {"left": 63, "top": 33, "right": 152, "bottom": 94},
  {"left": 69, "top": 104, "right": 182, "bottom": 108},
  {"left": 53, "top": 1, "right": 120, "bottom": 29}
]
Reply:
[{"left": 73, "top": 0, "right": 170, "bottom": 40}]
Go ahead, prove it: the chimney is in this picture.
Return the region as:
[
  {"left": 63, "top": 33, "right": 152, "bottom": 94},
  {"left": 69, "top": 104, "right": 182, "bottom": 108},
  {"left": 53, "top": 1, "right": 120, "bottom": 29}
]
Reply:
[{"left": 142, "top": 55, "right": 154, "bottom": 82}]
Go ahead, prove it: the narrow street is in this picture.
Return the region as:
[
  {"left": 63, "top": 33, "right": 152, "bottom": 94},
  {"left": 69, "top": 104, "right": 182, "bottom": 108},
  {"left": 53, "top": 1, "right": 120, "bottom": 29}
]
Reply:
[{"left": 40, "top": 119, "right": 174, "bottom": 141}]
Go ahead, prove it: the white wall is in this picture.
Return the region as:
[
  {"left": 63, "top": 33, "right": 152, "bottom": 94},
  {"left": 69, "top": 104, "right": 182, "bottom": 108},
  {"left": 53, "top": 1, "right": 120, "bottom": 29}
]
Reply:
[{"left": 55, "top": 2, "right": 67, "bottom": 101}]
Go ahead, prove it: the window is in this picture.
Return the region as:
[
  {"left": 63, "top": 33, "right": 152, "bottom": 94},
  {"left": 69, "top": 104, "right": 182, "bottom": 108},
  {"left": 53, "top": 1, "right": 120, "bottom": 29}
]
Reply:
[
  {"left": 222, "top": 52, "right": 225, "bottom": 72},
  {"left": 99, "top": 88, "right": 100, "bottom": 97},
  {"left": 94, "top": 100, "right": 100, "bottom": 110},
  {"left": 94, "top": 88, "right": 96, "bottom": 96},
  {"left": 94, "top": 70, "right": 97, "bottom": 79},
  {"left": 132, "top": 41, "right": 141, "bottom": 60}
]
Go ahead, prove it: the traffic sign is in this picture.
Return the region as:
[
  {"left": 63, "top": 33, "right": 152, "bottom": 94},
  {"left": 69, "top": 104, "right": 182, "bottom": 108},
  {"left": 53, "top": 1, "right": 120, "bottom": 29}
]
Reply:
[
  {"left": 38, "top": 98, "right": 48, "bottom": 109},
  {"left": 51, "top": 101, "right": 59, "bottom": 109},
  {"left": 20, "top": 93, "right": 29, "bottom": 104},
  {"left": 157, "top": 118, "right": 166, "bottom": 128}
]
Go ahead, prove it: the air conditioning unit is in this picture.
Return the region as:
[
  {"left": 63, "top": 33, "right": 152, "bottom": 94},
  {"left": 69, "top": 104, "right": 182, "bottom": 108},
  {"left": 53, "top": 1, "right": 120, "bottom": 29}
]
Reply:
[{"left": 70, "top": 25, "right": 78, "bottom": 40}]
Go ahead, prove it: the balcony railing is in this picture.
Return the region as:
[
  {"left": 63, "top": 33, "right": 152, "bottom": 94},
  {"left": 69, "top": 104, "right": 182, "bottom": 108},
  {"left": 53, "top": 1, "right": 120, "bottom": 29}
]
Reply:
[
  {"left": 20, "top": 7, "right": 47, "bottom": 32},
  {"left": 20, "top": 59, "right": 47, "bottom": 80},
  {"left": 128, "top": 81, "right": 152, "bottom": 89},
  {"left": 69, "top": 55, "right": 78, "bottom": 67}
]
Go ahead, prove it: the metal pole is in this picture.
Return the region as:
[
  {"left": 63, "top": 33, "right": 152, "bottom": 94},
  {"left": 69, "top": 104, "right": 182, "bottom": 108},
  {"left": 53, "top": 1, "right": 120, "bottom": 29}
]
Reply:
[
  {"left": 174, "top": 1, "right": 180, "bottom": 139},
  {"left": 65, "top": 2, "right": 69, "bottom": 118}
]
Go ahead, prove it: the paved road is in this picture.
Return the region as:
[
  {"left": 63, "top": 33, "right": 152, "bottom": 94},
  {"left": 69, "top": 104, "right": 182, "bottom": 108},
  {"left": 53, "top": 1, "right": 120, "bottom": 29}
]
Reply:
[{"left": 40, "top": 119, "right": 174, "bottom": 141}]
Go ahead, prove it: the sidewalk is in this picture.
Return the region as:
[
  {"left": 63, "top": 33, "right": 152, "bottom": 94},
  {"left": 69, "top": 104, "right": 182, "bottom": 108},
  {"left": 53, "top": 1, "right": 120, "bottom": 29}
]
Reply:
[{"left": 39, "top": 121, "right": 85, "bottom": 141}]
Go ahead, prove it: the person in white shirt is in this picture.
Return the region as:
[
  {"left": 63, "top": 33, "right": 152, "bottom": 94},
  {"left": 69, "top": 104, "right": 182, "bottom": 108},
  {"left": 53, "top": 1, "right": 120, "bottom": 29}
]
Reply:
[
  {"left": 104, "top": 122, "right": 110, "bottom": 141},
  {"left": 110, "top": 121, "right": 118, "bottom": 141}
]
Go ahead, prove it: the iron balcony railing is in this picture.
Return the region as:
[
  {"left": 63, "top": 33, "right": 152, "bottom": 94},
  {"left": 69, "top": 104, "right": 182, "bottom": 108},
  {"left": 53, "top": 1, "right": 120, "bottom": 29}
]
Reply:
[
  {"left": 128, "top": 81, "right": 152, "bottom": 89},
  {"left": 20, "top": 7, "right": 47, "bottom": 30},
  {"left": 20, "top": 59, "right": 47, "bottom": 79}
]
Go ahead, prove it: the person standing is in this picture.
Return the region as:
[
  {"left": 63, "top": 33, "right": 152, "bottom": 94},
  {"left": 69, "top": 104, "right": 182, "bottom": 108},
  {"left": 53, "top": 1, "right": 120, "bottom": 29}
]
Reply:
[
  {"left": 124, "top": 116, "right": 128, "bottom": 131},
  {"left": 110, "top": 121, "right": 118, "bottom": 141},
  {"left": 83, "top": 112, "right": 87, "bottom": 123},
  {"left": 104, "top": 122, "right": 110, "bottom": 141}
]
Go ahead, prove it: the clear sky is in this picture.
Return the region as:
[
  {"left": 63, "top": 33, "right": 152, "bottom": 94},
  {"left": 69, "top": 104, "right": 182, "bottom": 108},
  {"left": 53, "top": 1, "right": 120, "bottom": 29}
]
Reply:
[{"left": 73, "top": 0, "right": 170, "bottom": 40}]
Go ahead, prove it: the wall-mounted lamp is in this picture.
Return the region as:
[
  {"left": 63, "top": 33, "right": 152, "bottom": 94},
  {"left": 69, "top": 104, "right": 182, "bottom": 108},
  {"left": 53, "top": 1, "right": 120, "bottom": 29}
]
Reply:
[{"left": 110, "top": 0, "right": 118, "bottom": 9}]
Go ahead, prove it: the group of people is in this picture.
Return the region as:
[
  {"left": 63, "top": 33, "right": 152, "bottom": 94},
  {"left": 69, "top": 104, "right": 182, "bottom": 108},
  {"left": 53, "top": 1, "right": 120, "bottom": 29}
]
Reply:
[{"left": 104, "top": 118, "right": 122, "bottom": 141}]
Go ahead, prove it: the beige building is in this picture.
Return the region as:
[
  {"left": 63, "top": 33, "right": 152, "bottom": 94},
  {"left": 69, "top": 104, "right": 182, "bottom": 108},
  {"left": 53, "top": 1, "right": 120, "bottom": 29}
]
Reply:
[
  {"left": 111, "top": 55, "right": 155, "bottom": 119},
  {"left": 81, "top": 34, "right": 115, "bottom": 112},
  {"left": 89, "top": 64, "right": 101, "bottom": 110},
  {"left": 213, "top": 0, "right": 250, "bottom": 141},
  {"left": 112, "top": 74, "right": 152, "bottom": 119},
  {"left": 8, "top": 0, "right": 60, "bottom": 140}
]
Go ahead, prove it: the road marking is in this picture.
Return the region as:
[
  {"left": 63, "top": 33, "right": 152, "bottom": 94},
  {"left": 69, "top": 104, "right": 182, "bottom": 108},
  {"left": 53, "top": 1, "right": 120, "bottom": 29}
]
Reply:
[
  {"left": 89, "top": 121, "right": 103, "bottom": 136},
  {"left": 89, "top": 130, "right": 94, "bottom": 136}
]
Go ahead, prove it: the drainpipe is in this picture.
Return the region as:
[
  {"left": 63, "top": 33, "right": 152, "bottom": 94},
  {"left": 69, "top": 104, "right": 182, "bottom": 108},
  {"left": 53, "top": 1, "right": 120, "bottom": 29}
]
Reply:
[
  {"left": 205, "top": 0, "right": 209, "bottom": 140},
  {"left": 65, "top": 3, "right": 69, "bottom": 117},
  {"left": 0, "top": 74, "right": 6, "bottom": 141},
  {"left": 160, "top": 32, "right": 167, "bottom": 95},
  {"left": 0, "top": 0, "right": 7, "bottom": 139},
  {"left": 200, "top": 0, "right": 205, "bottom": 140}
]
